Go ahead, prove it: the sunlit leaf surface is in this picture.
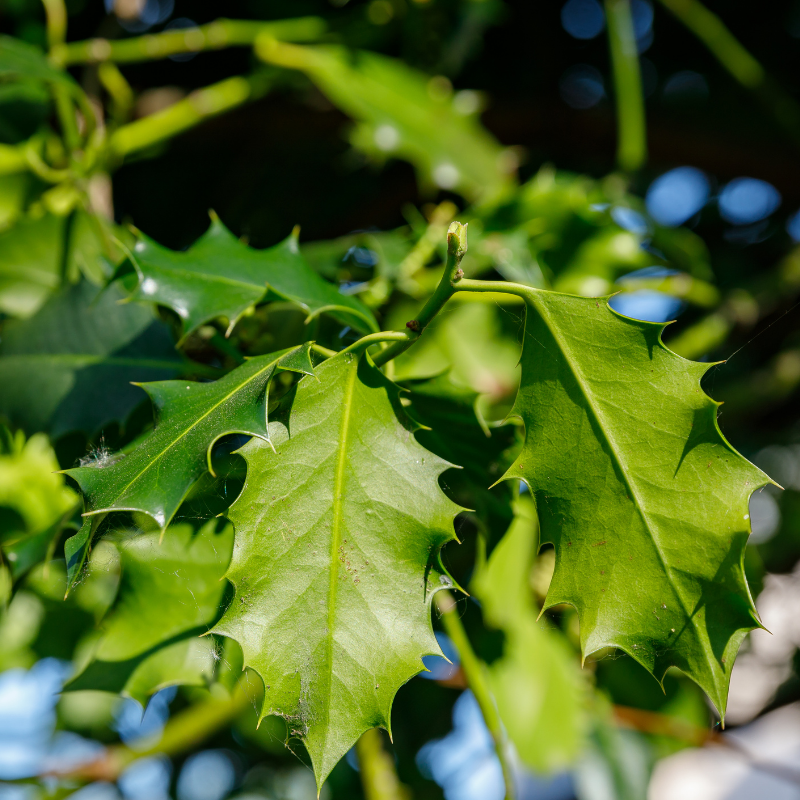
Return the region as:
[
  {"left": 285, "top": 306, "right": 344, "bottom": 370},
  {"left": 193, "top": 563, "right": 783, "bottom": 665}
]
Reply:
[
  {"left": 505, "top": 289, "right": 771, "bottom": 717},
  {"left": 65, "top": 344, "right": 315, "bottom": 530},
  {"left": 214, "top": 351, "right": 461, "bottom": 787}
]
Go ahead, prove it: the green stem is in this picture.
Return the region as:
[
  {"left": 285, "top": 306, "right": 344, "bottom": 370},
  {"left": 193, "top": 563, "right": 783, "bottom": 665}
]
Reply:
[
  {"left": 98, "top": 62, "right": 135, "bottom": 125},
  {"left": 40, "top": 0, "right": 83, "bottom": 155},
  {"left": 657, "top": 0, "right": 800, "bottom": 147},
  {"left": 50, "top": 684, "right": 253, "bottom": 782},
  {"left": 60, "top": 17, "right": 326, "bottom": 65},
  {"left": 372, "top": 221, "right": 469, "bottom": 367},
  {"left": 341, "top": 331, "right": 414, "bottom": 357},
  {"left": 398, "top": 200, "right": 457, "bottom": 285},
  {"left": 355, "top": 728, "right": 409, "bottom": 800},
  {"left": 455, "top": 278, "right": 530, "bottom": 299},
  {"left": 311, "top": 343, "right": 338, "bottom": 359},
  {"left": 108, "top": 74, "right": 270, "bottom": 162},
  {"left": 41, "top": 0, "right": 67, "bottom": 50},
  {"left": 605, "top": 0, "right": 647, "bottom": 173},
  {"left": 435, "top": 591, "right": 516, "bottom": 800}
]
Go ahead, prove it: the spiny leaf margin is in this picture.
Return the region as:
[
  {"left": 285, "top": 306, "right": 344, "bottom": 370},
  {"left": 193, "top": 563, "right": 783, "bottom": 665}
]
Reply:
[
  {"left": 500, "top": 287, "right": 772, "bottom": 720},
  {"left": 212, "top": 349, "right": 463, "bottom": 787}
]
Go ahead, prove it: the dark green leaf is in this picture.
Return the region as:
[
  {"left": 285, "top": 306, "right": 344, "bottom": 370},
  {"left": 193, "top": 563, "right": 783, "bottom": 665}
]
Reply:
[
  {"left": 65, "top": 344, "right": 315, "bottom": 530},
  {"left": 0, "top": 279, "right": 184, "bottom": 437},
  {"left": 402, "top": 372, "right": 517, "bottom": 544},
  {"left": 123, "top": 216, "right": 377, "bottom": 339},
  {"left": 0, "top": 35, "right": 76, "bottom": 88}
]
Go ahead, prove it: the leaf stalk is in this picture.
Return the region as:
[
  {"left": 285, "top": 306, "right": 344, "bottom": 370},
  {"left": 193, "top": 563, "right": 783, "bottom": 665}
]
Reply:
[
  {"left": 605, "top": 0, "right": 647, "bottom": 173},
  {"left": 435, "top": 590, "right": 516, "bottom": 800},
  {"left": 58, "top": 17, "right": 326, "bottom": 66},
  {"left": 354, "top": 728, "right": 409, "bottom": 800},
  {"left": 372, "top": 221, "right": 469, "bottom": 367}
]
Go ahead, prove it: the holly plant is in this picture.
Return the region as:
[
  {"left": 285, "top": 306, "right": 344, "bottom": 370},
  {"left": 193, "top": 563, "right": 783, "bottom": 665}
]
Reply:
[{"left": 0, "top": 1, "right": 794, "bottom": 800}]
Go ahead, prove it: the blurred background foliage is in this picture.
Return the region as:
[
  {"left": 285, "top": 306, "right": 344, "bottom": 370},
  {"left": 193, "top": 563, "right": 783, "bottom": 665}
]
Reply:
[{"left": 2, "top": 0, "right": 800, "bottom": 799}]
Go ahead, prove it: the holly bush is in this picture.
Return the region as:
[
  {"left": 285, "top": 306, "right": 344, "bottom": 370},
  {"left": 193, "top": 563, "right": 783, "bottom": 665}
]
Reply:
[{"left": 1, "top": 2, "right": 798, "bottom": 800}]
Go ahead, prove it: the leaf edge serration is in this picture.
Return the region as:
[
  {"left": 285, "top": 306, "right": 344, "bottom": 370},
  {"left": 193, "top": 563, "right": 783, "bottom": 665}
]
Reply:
[{"left": 500, "top": 288, "right": 774, "bottom": 722}]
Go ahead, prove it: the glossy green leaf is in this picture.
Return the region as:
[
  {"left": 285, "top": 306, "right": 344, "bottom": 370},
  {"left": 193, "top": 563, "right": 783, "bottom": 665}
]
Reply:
[
  {"left": 122, "top": 215, "right": 377, "bottom": 340},
  {"left": 65, "top": 343, "right": 315, "bottom": 531},
  {"left": 258, "top": 42, "right": 511, "bottom": 202},
  {"left": 504, "top": 288, "right": 771, "bottom": 718},
  {"left": 472, "top": 496, "right": 585, "bottom": 773},
  {"left": 402, "top": 372, "right": 517, "bottom": 544},
  {"left": 0, "top": 279, "right": 183, "bottom": 437},
  {"left": 213, "top": 351, "right": 461, "bottom": 787},
  {"left": 66, "top": 519, "right": 233, "bottom": 705}
]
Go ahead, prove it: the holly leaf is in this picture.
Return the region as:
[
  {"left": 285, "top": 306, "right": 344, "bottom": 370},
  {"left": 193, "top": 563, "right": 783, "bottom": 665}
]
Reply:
[
  {"left": 472, "top": 496, "right": 585, "bottom": 773},
  {"left": 0, "top": 429, "right": 78, "bottom": 580},
  {"left": 504, "top": 289, "right": 772, "bottom": 718},
  {"left": 212, "top": 351, "right": 461, "bottom": 787},
  {"left": 121, "top": 215, "right": 377, "bottom": 340},
  {"left": 0, "top": 279, "right": 184, "bottom": 438},
  {"left": 256, "top": 42, "right": 511, "bottom": 202},
  {"left": 402, "top": 372, "right": 518, "bottom": 544},
  {"left": 65, "top": 343, "right": 315, "bottom": 531},
  {"left": 0, "top": 211, "right": 118, "bottom": 318},
  {"left": 66, "top": 519, "right": 233, "bottom": 705}
]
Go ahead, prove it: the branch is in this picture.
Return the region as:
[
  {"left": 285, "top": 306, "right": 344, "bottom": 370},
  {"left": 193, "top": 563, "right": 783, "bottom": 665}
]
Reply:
[
  {"left": 435, "top": 591, "right": 516, "bottom": 800},
  {"left": 57, "top": 17, "right": 326, "bottom": 66},
  {"left": 657, "top": 0, "right": 800, "bottom": 149},
  {"left": 108, "top": 74, "right": 270, "bottom": 162},
  {"left": 605, "top": 0, "right": 647, "bottom": 173},
  {"left": 41, "top": 0, "right": 67, "bottom": 50},
  {"left": 355, "top": 728, "right": 410, "bottom": 800},
  {"left": 372, "top": 221, "right": 468, "bottom": 367},
  {"left": 50, "top": 684, "right": 254, "bottom": 783}
]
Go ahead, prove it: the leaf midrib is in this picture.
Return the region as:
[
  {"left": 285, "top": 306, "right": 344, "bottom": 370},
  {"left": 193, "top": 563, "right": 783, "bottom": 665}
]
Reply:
[
  {"left": 322, "top": 357, "right": 357, "bottom": 745},
  {"left": 528, "top": 293, "right": 714, "bottom": 680},
  {"left": 140, "top": 259, "right": 268, "bottom": 294},
  {"left": 91, "top": 352, "right": 286, "bottom": 524}
]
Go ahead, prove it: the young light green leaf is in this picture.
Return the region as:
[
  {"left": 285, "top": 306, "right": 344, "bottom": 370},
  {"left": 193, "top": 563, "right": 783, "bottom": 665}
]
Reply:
[
  {"left": 122, "top": 215, "right": 377, "bottom": 340},
  {"left": 0, "top": 429, "right": 78, "bottom": 579},
  {"left": 472, "top": 496, "right": 586, "bottom": 773},
  {"left": 256, "top": 42, "right": 511, "bottom": 202},
  {"left": 0, "top": 279, "right": 183, "bottom": 437},
  {"left": 213, "top": 351, "right": 461, "bottom": 788},
  {"left": 0, "top": 215, "right": 63, "bottom": 318},
  {"left": 504, "top": 288, "right": 772, "bottom": 719},
  {"left": 65, "top": 344, "right": 315, "bottom": 531},
  {"left": 0, "top": 210, "right": 130, "bottom": 318},
  {"left": 66, "top": 519, "right": 233, "bottom": 705}
]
